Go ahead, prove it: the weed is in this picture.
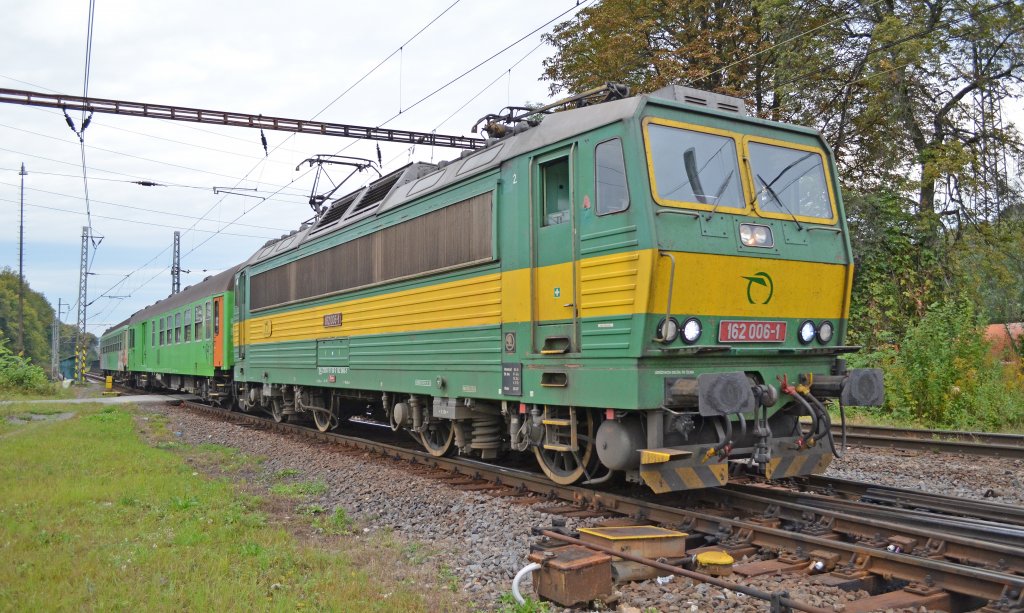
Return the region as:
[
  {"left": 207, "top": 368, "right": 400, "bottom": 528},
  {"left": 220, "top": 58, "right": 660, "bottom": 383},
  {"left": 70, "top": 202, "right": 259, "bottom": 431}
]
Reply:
[
  {"left": 169, "top": 496, "right": 200, "bottom": 511},
  {"left": 438, "top": 565, "right": 459, "bottom": 592},
  {"left": 496, "top": 592, "right": 551, "bottom": 612},
  {"left": 239, "top": 541, "right": 264, "bottom": 557},
  {"left": 274, "top": 468, "right": 301, "bottom": 480},
  {"left": 404, "top": 542, "right": 432, "bottom": 565},
  {"left": 86, "top": 406, "right": 122, "bottom": 423},
  {"left": 313, "top": 508, "right": 353, "bottom": 536},
  {"left": 269, "top": 480, "right": 327, "bottom": 498},
  {"left": 298, "top": 504, "right": 326, "bottom": 516}
]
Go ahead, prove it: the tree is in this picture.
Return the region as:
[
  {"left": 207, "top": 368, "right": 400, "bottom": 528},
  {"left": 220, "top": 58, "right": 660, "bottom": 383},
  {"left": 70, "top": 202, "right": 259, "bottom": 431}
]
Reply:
[
  {"left": 0, "top": 268, "right": 54, "bottom": 368},
  {"left": 542, "top": 0, "right": 1024, "bottom": 227}
]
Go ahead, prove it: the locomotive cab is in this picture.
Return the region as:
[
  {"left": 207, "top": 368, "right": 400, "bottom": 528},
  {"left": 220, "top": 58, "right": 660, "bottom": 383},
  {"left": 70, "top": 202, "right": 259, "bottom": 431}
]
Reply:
[{"left": 591, "top": 85, "right": 884, "bottom": 491}]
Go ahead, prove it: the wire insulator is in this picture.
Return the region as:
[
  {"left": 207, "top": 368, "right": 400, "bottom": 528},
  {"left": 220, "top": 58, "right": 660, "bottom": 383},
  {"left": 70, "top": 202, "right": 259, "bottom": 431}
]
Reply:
[
  {"left": 63, "top": 108, "right": 77, "bottom": 133},
  {"left": 260, "top": 129, "right": 268, "bottom": 156}
]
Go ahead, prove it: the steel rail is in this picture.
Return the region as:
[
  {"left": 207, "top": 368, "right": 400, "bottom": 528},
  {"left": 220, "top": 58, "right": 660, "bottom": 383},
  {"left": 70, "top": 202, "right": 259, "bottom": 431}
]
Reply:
[
  {"left": 0, "top": 87, "right": 485, "bottom": 150},
  {"left": 175, "top": 400, "right": 1024, "bottom": 604},
  {"left": 797, "top": 474, "right": 1024, "bottom": 526},
  {"left": 536, "top": 530, "right": 832, "bottom": 613},
  {"left": 709, "top": 484, "right": 1024, "bottom": 572},
  {"left": 834, "top": 424, "right": 1024, "bottom": 459}
]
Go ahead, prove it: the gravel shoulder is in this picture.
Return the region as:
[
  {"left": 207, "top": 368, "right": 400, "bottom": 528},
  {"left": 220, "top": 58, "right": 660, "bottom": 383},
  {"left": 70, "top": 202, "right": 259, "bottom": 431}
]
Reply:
[
  {"left": 826, "top": 444, "right": 1024, "bottom": 506},
  {"left": 142, "top": 403, "right": 1017, "bottom": 612}
]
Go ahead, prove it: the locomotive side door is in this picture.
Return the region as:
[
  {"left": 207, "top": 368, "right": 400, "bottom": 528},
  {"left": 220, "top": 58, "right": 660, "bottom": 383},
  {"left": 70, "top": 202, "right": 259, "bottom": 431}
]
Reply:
[
  {"left": 530, "top": 145, "right": 579, "bottom": 354},
  {"left": 235, "top": 271, "right": 246, "bottom": 362}
]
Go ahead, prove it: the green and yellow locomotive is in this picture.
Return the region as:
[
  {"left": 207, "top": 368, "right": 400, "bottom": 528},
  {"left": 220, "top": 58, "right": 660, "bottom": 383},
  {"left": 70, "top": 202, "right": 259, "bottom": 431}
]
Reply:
[{"left": 104, "top": 84, "right": 882, "bottom": 493}]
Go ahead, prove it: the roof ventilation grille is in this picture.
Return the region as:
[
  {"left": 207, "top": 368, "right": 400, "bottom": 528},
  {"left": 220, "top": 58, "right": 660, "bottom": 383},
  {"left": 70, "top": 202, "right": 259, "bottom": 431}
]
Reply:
[{"left": 651, "top": 85, "right": 747, "bottom": 116}]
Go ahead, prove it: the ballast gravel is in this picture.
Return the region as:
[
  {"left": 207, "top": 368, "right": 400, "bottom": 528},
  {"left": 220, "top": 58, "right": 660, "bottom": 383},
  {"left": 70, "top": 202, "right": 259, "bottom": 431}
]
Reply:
[
  {"left": 826, "top": 445, "right": 1024, "bottom": 506},
  {"left": 140, "top": 403, "right": 1014, "bottom": 612}
]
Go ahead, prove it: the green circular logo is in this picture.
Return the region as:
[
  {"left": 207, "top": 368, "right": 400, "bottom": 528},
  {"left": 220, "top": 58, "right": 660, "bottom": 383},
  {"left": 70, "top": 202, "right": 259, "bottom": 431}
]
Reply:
[{"left": 743, "top": 272, "right": 774, "bottom": 305}]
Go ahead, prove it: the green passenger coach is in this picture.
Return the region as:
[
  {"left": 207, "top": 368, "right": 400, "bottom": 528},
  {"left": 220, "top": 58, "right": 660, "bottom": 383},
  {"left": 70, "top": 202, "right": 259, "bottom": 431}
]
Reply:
[
  {"left": 101, "top": 266, "right": 239, "bottom": 403},
  {"left": 106, "top": 84, "right": 883, "bottom": 493}
]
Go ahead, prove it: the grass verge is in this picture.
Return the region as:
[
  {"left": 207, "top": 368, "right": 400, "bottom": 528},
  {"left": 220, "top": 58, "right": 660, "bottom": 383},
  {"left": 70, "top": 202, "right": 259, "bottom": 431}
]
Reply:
[{"left": 0, "top": 403, "right": 464, "bottom": 611}]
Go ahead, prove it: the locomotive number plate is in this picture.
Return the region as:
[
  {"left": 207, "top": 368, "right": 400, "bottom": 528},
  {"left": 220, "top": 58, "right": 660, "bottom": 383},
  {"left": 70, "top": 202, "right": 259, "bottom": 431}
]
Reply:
[{"left": 718, "top": 320, "right": 787, "bottom": 343}]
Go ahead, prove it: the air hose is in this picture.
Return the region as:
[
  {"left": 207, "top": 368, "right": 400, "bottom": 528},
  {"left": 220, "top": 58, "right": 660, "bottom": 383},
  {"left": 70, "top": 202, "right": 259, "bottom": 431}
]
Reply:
[{"left": 804, "top": 391, "right": 845, "bottom": 459}]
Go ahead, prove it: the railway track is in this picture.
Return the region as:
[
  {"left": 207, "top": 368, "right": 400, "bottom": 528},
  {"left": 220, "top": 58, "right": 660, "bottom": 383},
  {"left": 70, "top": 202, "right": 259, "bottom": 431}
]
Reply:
[
  {"left": 172, "top": 398, "right": 1024, "bottom": 613},
  {"left": 833, "top": 423, "right": 1024, "bottom": 459}
]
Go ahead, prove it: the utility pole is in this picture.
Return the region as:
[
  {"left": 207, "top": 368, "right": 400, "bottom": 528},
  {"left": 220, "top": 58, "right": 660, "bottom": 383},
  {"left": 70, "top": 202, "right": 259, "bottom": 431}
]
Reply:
[
  {"left": 18, "top": 162, "right": 26, "bottom": 355},
  {"left": 171, "top": 231, "right": 181, "bottom": 294},
  {"left": 75, "top": 227, "right": 89, "bottom": 383},
  {"left": 51, "top": 298, "right": 62, "bottom": 379}
]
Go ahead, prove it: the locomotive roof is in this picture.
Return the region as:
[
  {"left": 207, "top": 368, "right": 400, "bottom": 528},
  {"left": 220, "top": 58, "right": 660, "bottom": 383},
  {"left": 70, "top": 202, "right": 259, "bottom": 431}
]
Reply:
[
  {"left": 240, "top": 85, "right": 823, "bottom": 268},
  {"left": 103, "top": 263, "right": 243, "bottom": 335}
]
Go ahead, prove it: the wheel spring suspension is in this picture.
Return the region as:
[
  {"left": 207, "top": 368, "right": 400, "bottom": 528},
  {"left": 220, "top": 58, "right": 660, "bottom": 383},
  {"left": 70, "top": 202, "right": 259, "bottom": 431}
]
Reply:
[{"left": 469, "top": 415, "right": 503, "bottom": 459}]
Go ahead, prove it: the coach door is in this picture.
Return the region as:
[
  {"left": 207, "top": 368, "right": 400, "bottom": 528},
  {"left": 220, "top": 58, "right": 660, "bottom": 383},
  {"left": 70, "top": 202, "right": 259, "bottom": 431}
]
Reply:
[
  {"left": 140, "top": 322, "right": 148, "bottom": 368},
  {"left": 531, "top": 145, "right": 579, "bottom": 355},
  {"left": 213, "top": 296, "right": 224, "bottom": 368}
]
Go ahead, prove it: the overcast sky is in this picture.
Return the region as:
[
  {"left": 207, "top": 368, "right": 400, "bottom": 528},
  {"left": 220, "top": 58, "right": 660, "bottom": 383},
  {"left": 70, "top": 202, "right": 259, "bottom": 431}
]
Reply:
[
  {"left": 1, "top": 1, "right": 1021, "bottom": 341},
  {"left": 0, "top": 0, "right": 591, "bottom": 338}
]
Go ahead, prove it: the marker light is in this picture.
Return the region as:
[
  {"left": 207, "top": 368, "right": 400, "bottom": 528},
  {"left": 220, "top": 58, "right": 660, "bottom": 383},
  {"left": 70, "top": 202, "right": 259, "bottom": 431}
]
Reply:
[
  {"left": 682, "top": 317, "right": 702, "bottom": 344},
  {"left": 739, "top": 223, "right": 774, "bottom": 248},
  {"left": 798, "top": 320, "right": 816, "bottom": 345},
  {"left": 817, "top": 320, "right": 834, "bottom": 344},
  {"left": 657, "top": 317, "right": 680, "bottom": 343}
]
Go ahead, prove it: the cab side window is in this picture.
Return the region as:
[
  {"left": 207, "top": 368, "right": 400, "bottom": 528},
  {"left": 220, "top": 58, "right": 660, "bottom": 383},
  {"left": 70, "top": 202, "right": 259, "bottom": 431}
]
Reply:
[
  {"left": 541, "top": 157, "right": 571, "bottom": 226},
  {"left": 595, "top": 138, "right": 629, "bottom": 216}
]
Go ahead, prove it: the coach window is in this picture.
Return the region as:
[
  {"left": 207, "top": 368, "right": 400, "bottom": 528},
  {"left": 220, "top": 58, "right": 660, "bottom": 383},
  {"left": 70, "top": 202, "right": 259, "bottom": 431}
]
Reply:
[
  {"left": 184, "top": 308, "right": 192, "bottom": 342},
  {"left": 159, "top": 318, "right": 165, "bottom": 345},
  {"left": 194, "top": 306, "right": 203, "bottom": 339},
  {"left": 205, "top": 301, "right": 212, "bottom": 339},
  {"left": 541, "top": 157, "right": 571, "bottom": 226},
  {"left": 595, "top": 138, "right": 629, "bottom": 215},
  {"left": 151, "top": 320, "right": 156, "bottom": 347},
  {"left": 175, "top": 313, "right": 181, "bottom": 343}
]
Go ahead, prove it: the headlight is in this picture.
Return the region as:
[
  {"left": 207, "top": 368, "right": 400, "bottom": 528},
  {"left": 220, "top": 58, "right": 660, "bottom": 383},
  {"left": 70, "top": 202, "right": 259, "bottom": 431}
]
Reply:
[
  {"left": 681, "top": 317, "right": 702, "bottom": 344},
  {"left": 798, "top": 320, "right": 816, "bottom": 344},
  {"left": 739, "top": 223, "right": 774, "bottom": 248},
  {"left": 817, "top": 320, "right": 834, "bottom": 344},
  {"left": 656, "top": 317, "right": 680, "bottom": 343}
]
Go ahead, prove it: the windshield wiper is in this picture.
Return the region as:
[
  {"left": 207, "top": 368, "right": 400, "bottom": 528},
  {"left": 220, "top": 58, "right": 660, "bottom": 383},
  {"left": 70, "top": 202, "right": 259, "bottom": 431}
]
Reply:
[
  {"left": 757, "top": 173, "right": 804, "bottom": 230},
  {"left": 764, "top": 152, "right": 814, "bottom": 192},
  {"left": 704, "top": 169, "right": 735, "bottom": 220}
]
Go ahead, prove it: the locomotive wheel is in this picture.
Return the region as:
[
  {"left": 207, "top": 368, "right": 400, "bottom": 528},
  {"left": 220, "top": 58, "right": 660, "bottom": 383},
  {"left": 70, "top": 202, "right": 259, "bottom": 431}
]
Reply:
[
  {"left": 269, "top": 398, "right": 285, "bottom": 423},
  {"left": 534, "top": 407, "right": 596, "bottom": 485},
  {"left": 312, "top": 408, "right": 333, "bottom": 433},
  {"left": 419, "top": 421, "right": 455, "bottom": 457}
]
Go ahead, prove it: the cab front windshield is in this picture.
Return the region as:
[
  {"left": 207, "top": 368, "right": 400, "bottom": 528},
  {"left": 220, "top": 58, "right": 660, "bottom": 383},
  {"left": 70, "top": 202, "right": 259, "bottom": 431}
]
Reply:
[
  {"left": 647, "top": 123, "right": 744, "bottom": 211},
  {"left": 748, "top": 142, "right": 833, "bottom": 221}
]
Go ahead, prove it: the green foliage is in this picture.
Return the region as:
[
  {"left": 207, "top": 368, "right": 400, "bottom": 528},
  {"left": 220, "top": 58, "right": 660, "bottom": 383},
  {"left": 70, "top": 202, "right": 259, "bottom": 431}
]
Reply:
[
  {"left": 845, "top": 190, "right": 944, "bottom": 347},
  {"left": 543, "top": 0, "right": 1024, "bottom": 223},
  {"left": 0, "top": 403, "right": 448, "bottom": 611},
  {"left": 947, "top": 219, "right": 1024, "bottom": 323},
  {"left": 851, "top": 296, "right": 1024, "bottom": 430},
  {"left": 0, "top": 338, "right": 50, "bottom": 395},
  {"left": 0, "top": 268, "right": 54, "bottom": 367},
  {"left": 496, "top": 592, "right": 552, "bottom": 613},
  {"left": 269, "top": 480, "right": 327, "bottom": 498},
  {"left": 312, "top": 508, "right": 353, "bottom": 536}
]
